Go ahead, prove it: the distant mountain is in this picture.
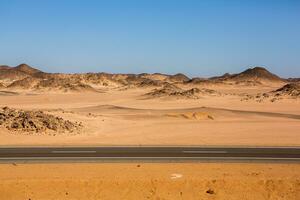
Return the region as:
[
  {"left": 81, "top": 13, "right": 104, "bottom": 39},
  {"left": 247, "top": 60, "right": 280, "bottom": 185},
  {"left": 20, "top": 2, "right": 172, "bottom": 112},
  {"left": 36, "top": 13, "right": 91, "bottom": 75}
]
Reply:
[
  {"left": 0, "top": 65, "right": 11, "bottom": 70},
  {"left": 167, "top": 73, "right": 190, "bottom": 83},
  {"left": 0, "top": 63, "right": 293, "bottom": 92},
  {"left": 14, "top": 63, "right": 42, "bottom": 75},
  {"left": 210, "top": 73, "right": 232, "bottom": 80},
  {"left": 211, "top": 67, "right": 283, "bottom": 84},
  {"left": 0, "top": 64, "right": 42, "bottom": 82},
  {"left": 232, "top": 67, "right": 282, "bottom": 82},
  {"left": 286, "top": 78, "right": 300, "bottom": 82}
]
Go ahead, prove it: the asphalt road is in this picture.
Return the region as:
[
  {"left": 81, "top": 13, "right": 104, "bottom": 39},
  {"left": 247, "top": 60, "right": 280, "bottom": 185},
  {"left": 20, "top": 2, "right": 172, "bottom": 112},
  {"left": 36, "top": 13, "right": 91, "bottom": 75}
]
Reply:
[{"left": 0, "top": 146, "right": 299, "bottom": 162}]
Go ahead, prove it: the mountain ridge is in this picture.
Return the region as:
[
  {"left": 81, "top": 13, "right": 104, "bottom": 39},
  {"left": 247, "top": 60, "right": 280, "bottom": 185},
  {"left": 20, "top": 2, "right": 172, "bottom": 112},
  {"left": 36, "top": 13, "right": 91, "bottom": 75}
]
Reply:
[{"left": 0, "top": 64, "right": 297, "bottom": 92}]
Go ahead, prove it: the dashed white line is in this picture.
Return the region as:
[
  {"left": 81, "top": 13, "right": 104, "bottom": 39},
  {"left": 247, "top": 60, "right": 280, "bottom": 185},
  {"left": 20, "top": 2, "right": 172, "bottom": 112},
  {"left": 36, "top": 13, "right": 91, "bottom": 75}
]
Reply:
[
  {"left": 51, "top": 151, "right": 96, "bottom": 153},
  {"left": 183, "top": 150, "right": 227, "bottom": 154}
]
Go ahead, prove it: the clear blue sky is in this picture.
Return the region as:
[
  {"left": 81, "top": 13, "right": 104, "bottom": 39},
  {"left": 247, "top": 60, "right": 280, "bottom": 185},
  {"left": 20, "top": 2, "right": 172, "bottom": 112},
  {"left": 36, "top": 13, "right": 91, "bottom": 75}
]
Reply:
[{"left": 0, "top": 0, "right": 299, "bottom": 77}]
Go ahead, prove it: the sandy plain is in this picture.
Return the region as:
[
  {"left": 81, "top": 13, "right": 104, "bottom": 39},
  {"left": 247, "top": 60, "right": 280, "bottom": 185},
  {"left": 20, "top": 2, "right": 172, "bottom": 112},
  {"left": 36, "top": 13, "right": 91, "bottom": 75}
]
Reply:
[{"left": 0, "top": 85, "right": 299, "bottom": 146}]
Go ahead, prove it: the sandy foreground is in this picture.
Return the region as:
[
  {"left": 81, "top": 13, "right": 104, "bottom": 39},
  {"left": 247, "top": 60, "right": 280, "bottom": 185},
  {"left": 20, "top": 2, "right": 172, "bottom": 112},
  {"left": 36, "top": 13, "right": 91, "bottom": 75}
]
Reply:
[
  {"left": 0, "top": 162, "right": 299, "bottom": 200},
  {"left": 0, "top": 87, "right": 300, "bottom": 146}
]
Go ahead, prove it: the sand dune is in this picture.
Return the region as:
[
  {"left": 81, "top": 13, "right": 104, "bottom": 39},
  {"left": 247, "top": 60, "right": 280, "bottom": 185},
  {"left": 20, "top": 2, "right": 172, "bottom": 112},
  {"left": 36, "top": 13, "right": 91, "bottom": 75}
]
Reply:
[{"left": 73, "top": 104, "right": 300, "bottom": 121}]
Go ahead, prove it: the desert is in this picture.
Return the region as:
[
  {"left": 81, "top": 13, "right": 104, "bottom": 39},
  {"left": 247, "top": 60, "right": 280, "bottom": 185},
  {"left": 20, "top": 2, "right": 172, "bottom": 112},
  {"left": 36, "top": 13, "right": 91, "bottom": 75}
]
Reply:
[
  {"left": 0, "top": 64, "right": 299, "bottom": 200},
  {"left": 0, "top": 63, "right": 299, "bottom": 146},
  {"left": 0, "top": 163, "right": 299, "bottom": 200},
  {"left": 2, "top": 1, "right": 300, "bottom": 199}
]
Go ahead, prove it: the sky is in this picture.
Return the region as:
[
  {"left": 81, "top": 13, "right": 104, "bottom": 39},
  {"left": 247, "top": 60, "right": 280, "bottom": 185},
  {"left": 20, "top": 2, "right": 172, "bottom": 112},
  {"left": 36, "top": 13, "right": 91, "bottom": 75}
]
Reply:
[{"left": 0, "top": 0, "right": 299, "bottom": 78}]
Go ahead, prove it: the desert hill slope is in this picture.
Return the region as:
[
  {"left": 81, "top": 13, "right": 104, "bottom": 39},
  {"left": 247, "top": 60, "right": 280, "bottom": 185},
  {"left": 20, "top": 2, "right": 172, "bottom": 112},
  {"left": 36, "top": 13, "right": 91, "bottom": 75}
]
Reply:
[
  {"left": 273, "top": 83, "right": 300, "bottom": 97},
  {"left": 241, "top": 82, "right": 300, "bottom": 102},
  {"left": 14, "top": 63, "right": 42, "bottom": 75},
  {"left": 0, "top": 64, "right": 297, "bottom": 94},
  {"left": 211, "top": 67, "right": 284, "bottom": 85},
  {"left": 232, "top": 67, "right": 282, "bottom": 82},
  {"left": 167, "top": 73, "right": 190, "bottom": 83},
  {"left": 0, "top": 64, "right": 42, "bottom": 85}
]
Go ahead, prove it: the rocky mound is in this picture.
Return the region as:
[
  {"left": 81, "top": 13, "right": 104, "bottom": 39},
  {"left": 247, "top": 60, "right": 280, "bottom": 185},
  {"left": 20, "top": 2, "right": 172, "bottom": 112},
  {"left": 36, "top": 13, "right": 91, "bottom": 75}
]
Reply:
[
  {"left": 122, "top": 73, "right": 189, "bottom": 86},
  {"left": 138, "top": 73, "right": 169, "bottom": 81},
  {"left": 7, "top": 76, "right": 97, "bottom": 92},
  {"left": 14, "top": 63, "right": 42, "bottom": 75},
  {"left": 119, "top": 75, "right": 145, "bottom": 86},
  {"left": 145, "top": 84, "right": 183, "bottom": 98},
  {"left": 79, "top": 73, "right": 124, "bottom": 87},
  {"left": 188, "top": 78, "right": 207, "bottom": 83},
  {"left": 273, "top": 83, "right": 300, "bottom": 97},
  {"left": 34, "top": 78, "right": 97, "bottom": 92},
  {"left": 241, "top": 83, "right": 300, "bottom": 102},
  {"left": 187, "top": 78, "right": 225, "bottom": 86},
  {"left": 171, "top": 88, "right": 220, "bottom": 99},
  {"left": 211, "top": 67, "right": 283, "bottom": 85},
  {"left": 0, "top": 64, "right": 42, "bottom": 83},
  {"left": 119, "top": 74, "right": 179, "bottom": 88},
  {"left": 167, "top": 73, "right": 190, "bottom": 83},
  {"left": 137, "top": 79, "right": 165, "bottom": 87},
  {"left": 145, "top": 85, "right": 219, "bottom": 99},
  {"left": 210, "top": 73, "right": 232, "bottom": 81},
  {"left": 0, "top": 68, "right": 29, "bottom": 82},
  {"left": 231, "top": 67, "right": 283, "bottom": 83},
  {"left": 0, "top": 107, "right": 82, "bottom": 134},
  {"left": 286, "top": 78, "right": 300, "bottom": 82},
  {"left": 240, "top": 93, "right": 273, "bottom": 103},
  {"left": 8, "top": 77, "right": 41, "bottom": 89}
]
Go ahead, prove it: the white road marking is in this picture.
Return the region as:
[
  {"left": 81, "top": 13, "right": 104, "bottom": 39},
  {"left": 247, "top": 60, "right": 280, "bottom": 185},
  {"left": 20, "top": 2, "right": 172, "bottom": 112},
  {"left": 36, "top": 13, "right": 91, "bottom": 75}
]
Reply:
[
  {"left": 183, "top": 150, "right": 227, "bottom": 153},
  {"left": 51, "top": 151, "right": 96, "bottom": 153}
]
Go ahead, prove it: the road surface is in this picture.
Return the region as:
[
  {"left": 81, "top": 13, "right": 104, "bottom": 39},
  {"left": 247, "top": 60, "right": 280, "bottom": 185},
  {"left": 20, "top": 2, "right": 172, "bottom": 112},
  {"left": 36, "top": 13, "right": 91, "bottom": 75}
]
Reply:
[{"left": 0, "top": 146, "right": 299, "bottom": 162}]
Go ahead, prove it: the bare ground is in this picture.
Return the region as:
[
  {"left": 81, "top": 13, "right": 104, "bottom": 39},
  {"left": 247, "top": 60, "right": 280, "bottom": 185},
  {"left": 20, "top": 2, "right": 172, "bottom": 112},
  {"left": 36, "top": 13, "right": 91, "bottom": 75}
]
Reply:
[{"left": 0, "top": 163, "right": 299, "bottom": 200}]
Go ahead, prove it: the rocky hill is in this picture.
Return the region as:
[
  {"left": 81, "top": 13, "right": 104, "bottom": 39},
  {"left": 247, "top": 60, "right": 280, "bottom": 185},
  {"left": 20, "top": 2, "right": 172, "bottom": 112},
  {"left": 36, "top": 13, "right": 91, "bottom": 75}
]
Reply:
[
  {"left": 241, "top": 83, "right": 300, "bottom": 102},
  {"left": 273, "top": 83, "right": 300, "bottom": 97},
  {"left": 167, "top": 73, "right": 190, "bottom": 83},
  {"left": 211, "top": 67, "right": 284, "bottom": 85},
  {"left": 7, "top": 77, "right": 40, "bottom": 89},
  {"left": 14, "top": 63, "right": 42, "bottom": 75},
  {"left": 144, "top": 84, "right": 220, "bottom": 99},
  {"left": 0, "top": 64, "right": 42, "bottom": 85},
  {"left": 34, "top": 77, "right": 97, "bottom": 92},
  {"left": 0, "top": 64, "right": 297, "bottom": 93}
]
